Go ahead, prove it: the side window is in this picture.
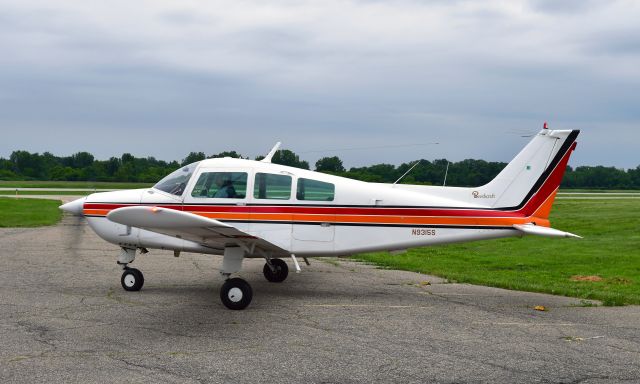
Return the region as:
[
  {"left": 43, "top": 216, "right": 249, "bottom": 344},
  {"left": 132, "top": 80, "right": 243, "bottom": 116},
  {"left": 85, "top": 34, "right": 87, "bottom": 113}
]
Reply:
[
  {"left": 191, "top": 172, "right": 247, "bottom": 199},
  {"left": 254, "top": 173, "right": 292, "bottom": 200},
  {"left": 296, "top": 178, "right": 335, "bottom": 201}
]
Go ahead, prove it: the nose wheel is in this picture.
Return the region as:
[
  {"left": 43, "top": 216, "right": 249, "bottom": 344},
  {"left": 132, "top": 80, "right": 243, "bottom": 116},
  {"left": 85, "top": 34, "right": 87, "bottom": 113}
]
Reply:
[
  {"left": 121, "top": 267, "right": 144, "bottom": 291},
  {"left": 263, "top": 258, "right": 289, "bottom": 283},
  {"left": 220, "top": 278, "right": 253, "bottom": 310}
]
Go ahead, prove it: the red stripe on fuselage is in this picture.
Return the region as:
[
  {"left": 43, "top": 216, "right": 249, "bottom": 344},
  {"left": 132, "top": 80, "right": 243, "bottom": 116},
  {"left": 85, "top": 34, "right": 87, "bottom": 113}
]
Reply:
[{"left": 83, "top": 203, "right": 523, "bottom": 218}]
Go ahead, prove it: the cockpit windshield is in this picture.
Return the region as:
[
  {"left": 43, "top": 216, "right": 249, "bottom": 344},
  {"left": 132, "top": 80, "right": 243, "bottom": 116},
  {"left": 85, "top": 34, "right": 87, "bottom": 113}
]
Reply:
[{"left": 153, "top": 162, "right": 200, "bottom": 196}]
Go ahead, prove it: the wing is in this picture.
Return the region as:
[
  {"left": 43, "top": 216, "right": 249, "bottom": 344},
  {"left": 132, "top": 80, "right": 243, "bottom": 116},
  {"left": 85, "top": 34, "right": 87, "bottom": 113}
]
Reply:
[{"left": 106, "top": 206, "right": 289, "bottom": 256}]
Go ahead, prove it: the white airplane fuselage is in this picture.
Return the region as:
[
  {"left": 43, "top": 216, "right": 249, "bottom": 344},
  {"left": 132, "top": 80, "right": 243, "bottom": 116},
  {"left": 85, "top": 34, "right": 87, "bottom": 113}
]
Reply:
[{"left": 73, "top": 128, "right": 578, "bottom": 258}]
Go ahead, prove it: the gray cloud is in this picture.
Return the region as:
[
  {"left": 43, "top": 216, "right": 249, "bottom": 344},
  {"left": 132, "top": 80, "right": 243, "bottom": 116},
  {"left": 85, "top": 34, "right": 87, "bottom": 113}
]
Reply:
[
  {"left": 529, "top": 0, "right": 603, "bottom": 14},
  {"left": 0, "top": 0, "right": 639, "bottom": 169}
]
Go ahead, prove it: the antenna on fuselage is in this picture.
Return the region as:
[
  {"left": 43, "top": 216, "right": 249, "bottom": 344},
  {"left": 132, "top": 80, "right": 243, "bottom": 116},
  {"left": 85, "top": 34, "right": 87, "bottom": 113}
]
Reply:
[
  {"left": 443, "top": 161, "right": 450, "bottom": 186},
  {"left": 261, "top": 142, "right": 282, "bottom": 163},
  {"left": 393, "top": 160, "right": 422, "bottom": 185}
]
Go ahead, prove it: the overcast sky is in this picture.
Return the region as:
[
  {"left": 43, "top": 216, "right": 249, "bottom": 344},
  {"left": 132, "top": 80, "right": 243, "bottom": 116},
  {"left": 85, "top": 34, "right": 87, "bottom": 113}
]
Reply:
[{"left": 1, "top": 0, "right": 639, "bottom": 169}]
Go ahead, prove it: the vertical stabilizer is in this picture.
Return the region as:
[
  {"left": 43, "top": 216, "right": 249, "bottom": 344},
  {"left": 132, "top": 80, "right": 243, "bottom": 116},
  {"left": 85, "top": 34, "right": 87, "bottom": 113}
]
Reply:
[{"left": 475, "top": 129, "right": 579, "bottom": 219}]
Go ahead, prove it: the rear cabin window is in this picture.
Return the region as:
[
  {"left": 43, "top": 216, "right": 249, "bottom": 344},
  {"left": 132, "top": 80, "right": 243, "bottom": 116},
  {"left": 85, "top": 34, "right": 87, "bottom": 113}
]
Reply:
[
  {"left": 191, "top": 172, "right": 247, "bottom": 199},
  {"left": 254, "top": 173, "right": 292, "bottom": 200},
  {"left": 296, "top": 178, "right": 335, "bottom": 201}
]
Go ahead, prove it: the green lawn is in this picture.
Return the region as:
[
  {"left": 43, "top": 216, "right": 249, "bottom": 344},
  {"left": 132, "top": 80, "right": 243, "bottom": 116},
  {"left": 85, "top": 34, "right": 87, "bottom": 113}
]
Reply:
[
  {"left": 0, "top": 197, "right": 63, "bottom": 227},
  {"left": 558, "top": 189, "right": 640, "bottom": 193},
  {"left": 0, "top": 190, "right": 92, "bottom": 196},
  {"left": 0, "top": 181, "right": 151, "bottom": 189},
  {"left": 355, "top": 199, "right": 640, "bottom": 306}
]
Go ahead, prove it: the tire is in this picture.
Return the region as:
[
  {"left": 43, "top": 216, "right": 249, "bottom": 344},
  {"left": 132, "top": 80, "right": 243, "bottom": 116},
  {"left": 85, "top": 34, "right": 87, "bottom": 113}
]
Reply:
[
  {"left": 220, "top": 278, "right": 253, "bottom": 310},
  {"left": 263, "top": 258, "right": 289, "bottom": 283},
  {"left": 121, "top": 268, "right": 144, "bottom": 291}
]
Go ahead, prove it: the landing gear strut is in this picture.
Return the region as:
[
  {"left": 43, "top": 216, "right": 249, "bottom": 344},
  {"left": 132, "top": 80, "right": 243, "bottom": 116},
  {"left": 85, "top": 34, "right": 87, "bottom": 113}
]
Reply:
[{"left": 263, "top": 258, "right": 289, "bottom": 283}]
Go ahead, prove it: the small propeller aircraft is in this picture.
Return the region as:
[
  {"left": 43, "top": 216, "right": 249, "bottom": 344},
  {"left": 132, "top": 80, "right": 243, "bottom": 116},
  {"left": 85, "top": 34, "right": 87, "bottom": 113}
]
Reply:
[{"left": 60, "top": 125, "right": 580, "bottom": 309}]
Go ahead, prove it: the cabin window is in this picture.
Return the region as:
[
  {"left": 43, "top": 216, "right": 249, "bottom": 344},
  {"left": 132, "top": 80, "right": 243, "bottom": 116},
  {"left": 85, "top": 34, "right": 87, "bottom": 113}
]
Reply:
[
  {"left": 191, "top": 172, "right": 247, "bottom": 198},
  {"left": 296, "top": 178, "right": 335, "bottom": 201},
  {"left": 254, "top": 173, "right": 292, "bottom": 200},
  {"left": 153, "top": 161, "right": 200, "bottom": 196}
]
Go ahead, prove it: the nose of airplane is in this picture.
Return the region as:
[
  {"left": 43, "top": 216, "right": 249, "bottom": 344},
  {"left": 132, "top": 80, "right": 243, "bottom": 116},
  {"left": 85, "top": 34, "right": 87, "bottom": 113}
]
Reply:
[{"left": 59, "top": 197, "right": 86, "bottom": 216}]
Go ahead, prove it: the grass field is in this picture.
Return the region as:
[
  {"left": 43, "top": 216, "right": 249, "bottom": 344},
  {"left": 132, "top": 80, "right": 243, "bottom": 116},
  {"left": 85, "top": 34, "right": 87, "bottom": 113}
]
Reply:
[
  {"left": 355, "top": 198, "right": 640, "bottom": 306},
  {"left": 0, "top": 197, "right": 63, "bottom": 227},
  {"left": 0, "top": 181, "right": 152, "bottom": 189},
  {"left": 558, "top": 189, "right": 640, "bottom": 193},
  {"left": 0, "top": 190, "right": 93, "bottom": 196}
]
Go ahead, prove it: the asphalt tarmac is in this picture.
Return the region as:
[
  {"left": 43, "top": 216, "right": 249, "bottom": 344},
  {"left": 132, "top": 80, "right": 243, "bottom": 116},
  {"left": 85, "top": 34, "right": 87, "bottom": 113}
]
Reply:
[{"left": 1, "top": 209, "right": 639, "bottom": 383}]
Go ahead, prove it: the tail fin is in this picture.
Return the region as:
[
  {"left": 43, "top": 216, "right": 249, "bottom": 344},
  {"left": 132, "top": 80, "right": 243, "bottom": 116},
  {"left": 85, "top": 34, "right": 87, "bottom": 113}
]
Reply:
[{"left": 476, "top": 128, "right": 579, "bottom": 219}]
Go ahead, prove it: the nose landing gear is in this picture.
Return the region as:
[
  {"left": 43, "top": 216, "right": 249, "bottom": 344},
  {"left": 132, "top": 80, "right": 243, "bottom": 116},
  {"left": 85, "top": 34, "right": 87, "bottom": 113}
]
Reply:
[{"left": 118, "top": 247, "right": 144, "bottom": 292}]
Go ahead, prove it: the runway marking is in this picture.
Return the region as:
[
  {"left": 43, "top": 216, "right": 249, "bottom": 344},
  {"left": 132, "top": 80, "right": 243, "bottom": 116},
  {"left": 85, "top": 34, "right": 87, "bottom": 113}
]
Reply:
[{"left": 562, "top": 335, "right": 605, "bottom": 342}]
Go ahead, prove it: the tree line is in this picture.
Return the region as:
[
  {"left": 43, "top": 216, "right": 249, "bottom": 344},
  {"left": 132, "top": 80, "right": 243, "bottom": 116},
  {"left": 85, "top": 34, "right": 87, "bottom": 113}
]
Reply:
[{"left": 1, "top": 149, "right": 639, "bottom": 189}]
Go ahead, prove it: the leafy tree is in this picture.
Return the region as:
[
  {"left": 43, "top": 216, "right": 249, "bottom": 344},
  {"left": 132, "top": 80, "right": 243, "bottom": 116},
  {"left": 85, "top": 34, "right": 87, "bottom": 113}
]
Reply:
[
  {"left": 271, "top": 150, "right": 309, "bottom": 170},
  {"left": 0, "top": 148, "right": 638, "bottom": 189},
  {"left": 121, "top": 153, "right": 135, "bottom": 163},
  {"left": 10, "top": 150, "right": 45, "bottom": 179},
  {"left": 105, "top": 157, "right": 121, "bottom": 177},
  {"left": 182, "top": 152, "right": 206, "bottom": 166},
  {"left": 349, "top": 163, "right": 398, "bottom": 183},
  {"left": 209, "top": 151, "right": 245, "bottom": 159},
  {"left": 315, "top": 156, "right": 345, "bottom": 173},
  {"left": 70, "top": 152, "right": 95, "bottom": 168}
]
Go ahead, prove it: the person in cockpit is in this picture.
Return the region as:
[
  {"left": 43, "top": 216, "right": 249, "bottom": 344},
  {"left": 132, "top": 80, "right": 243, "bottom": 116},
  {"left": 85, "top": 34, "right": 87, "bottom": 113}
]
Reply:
[{"left": 213, "top": 173, "right": 236, "bottom": 198}]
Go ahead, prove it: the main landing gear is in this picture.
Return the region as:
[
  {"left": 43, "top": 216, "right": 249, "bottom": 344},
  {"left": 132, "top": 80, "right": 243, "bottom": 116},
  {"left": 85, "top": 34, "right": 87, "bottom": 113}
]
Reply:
[
  {"left": 217, "top": 258, "right": 289, "bottom": 310},
  {"left": 263, "top": 258, "right": 289, "bottom": 283},
  {"left": 220, "top": 278, "right": 253, "bottom": 310}
]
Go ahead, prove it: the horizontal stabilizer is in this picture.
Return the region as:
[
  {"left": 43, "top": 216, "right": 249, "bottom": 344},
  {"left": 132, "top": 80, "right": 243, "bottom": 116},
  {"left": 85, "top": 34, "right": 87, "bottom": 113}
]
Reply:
[{"left": 513, "top": 224, "right": 581, "bottom": 239}]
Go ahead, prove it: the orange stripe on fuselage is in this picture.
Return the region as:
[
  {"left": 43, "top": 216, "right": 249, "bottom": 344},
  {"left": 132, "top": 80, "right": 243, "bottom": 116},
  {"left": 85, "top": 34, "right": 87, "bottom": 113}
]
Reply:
[
  {"left": 84, "top": 207, "right": 546, "bottom": 227},
  {"left": 196, "top": 211, "right": 541, "bottom": 226}
]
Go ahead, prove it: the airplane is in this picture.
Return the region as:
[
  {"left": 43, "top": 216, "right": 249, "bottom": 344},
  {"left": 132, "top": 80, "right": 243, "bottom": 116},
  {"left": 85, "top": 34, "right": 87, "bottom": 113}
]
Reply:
[{"left": 60, "top": 125, "right": 580, "bottom": 310}]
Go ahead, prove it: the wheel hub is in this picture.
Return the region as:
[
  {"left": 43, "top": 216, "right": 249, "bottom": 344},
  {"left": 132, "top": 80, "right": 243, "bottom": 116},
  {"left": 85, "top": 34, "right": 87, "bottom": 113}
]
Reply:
[
  {"left": 227, "top": 287, "right": 243, "bottom": 302},
  {"left": 124, "top": 274, "right": 136, "bottom": 287}
]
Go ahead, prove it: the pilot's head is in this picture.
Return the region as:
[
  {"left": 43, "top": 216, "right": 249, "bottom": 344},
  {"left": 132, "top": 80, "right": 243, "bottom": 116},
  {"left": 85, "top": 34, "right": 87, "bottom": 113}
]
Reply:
[{"left": 214, "top": 173, "right": 227, "bottom": 187}]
